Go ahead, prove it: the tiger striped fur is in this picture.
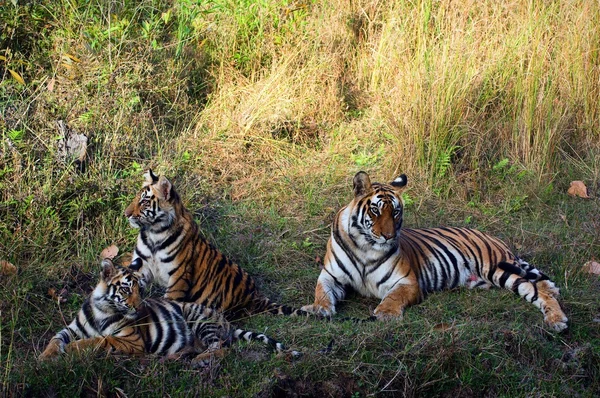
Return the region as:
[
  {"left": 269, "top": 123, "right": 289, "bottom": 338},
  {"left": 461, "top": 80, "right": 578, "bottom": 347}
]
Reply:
[
  {"left": 301, "top": 171, "right": 568, "bottom": 331},
  {"left": 39, "top": 259, "right": 295, "bottom": 364},
  {"left": 123, "top": 170, "right": 308, "bottom": 319}
]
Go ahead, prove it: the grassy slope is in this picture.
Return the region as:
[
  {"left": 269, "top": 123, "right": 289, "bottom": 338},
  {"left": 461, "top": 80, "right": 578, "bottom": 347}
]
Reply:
[{"left": 1, "top": 0, "right": 599, "bottom": 396}]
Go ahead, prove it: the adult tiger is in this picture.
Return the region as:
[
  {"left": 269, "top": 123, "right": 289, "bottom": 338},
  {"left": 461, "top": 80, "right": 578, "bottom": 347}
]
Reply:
[
  {"left": 301, "top": 171, "right": 568, "bottom": 331},
  {"left": 123, "top": 170, "right": 307, "bottom": 319},
  {"left": 39, "top": 258, "right": 296, "bottom": 364}
]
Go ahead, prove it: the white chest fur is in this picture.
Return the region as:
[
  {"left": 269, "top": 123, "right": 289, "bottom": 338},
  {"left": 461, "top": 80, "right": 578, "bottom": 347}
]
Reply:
[
  {"left": 330, "top": 209, "right": 404, "bottom": 299},
  {"left": 135, "top": 232, "right": 182, "bottom": 287}
]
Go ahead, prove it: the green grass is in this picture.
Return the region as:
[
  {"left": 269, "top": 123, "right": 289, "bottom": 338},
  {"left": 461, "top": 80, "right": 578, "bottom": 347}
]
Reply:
[{"left": 2, "top": 0, "right": 600, "bottom": 396}]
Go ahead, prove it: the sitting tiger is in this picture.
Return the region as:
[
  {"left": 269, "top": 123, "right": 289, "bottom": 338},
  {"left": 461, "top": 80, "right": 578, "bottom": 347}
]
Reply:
[
  {"left": 123, "top": 170, "right": 308, "bottom": 319},
  {"left": 301, "top": 171, "right": 568, "bottom": 332},
  {"left": 39, "top": 258, "right": 296, "bottom": 364}
]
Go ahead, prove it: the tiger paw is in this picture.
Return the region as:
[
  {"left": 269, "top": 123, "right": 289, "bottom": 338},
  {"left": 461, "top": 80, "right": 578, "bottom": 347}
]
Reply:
[
  {"left": 373, "top": 305, "right": 404, "bottom": 320},
  {"left": 191, "top": 358, "right": 211, "bottom": 368},
  {"left": 300, "top": 304, "right": 335, "bottom": 317},
  {"left": 39, "top": 343, "right": 62, "bottom": 361},
  {"left": 544, "top": 312, "right": 568, "bottom": 332},
  {"left": 191, "top": 352, "right": 215, "bottom": 368}
]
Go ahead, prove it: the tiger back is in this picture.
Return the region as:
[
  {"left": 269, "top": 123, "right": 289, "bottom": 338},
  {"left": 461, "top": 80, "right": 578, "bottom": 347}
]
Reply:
[
  {"left": 39, "top": 258, "right": 294, "bottom": 363},
  {"left": 301, "top": 171, "right": 568, "bottom": 332},
  {"left": 123, "top": 170, "right": 307, "bottom": 318}
]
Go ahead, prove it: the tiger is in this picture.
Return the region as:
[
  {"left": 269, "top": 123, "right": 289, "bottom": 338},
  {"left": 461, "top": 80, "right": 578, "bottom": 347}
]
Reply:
[
  {"left": 123, "top": 170, "right": 309, "bottom": 319},
  {"left": 39, "top": 258, "right": 296, "bottom": 365},
  {"left": 301, "top": 171, "right": 568, "bottom": 332}
]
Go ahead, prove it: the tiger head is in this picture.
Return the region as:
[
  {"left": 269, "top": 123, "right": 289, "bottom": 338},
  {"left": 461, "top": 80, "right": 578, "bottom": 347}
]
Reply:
[
  {"left": 349, "top": 171, "right": 408, "bottom": 249},
  {"left": 93, "top": 258, "right": 144, "bottom": 317},
  {"left": 124, "top": 169, "right": 179, "bottom": 230}
]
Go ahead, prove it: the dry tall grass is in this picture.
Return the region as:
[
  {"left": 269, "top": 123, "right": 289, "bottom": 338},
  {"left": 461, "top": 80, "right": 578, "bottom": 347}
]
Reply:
[{"left": 184, "top": 0, "right": 600, "bottom": 192}]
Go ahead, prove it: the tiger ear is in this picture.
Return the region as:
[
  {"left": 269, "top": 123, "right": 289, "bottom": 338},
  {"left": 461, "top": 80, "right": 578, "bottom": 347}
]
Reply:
[
  {"left": 101, "top": 259, "right": 116, "bottom": 281},
  {"left": 390, "top": 174, "right": 408, "bottom": 191},
  {"left": 129, "top": 258, "right": 143, "bottom": 272},
  {"left": 353, "top": 171, "right": 372, "bottom": 197},
  {"left": 128, "top": 258, "right": 145, "bottom": 289},
  {"left": 144, "top": 169, "right": 159, "bottom": 184},
  {"left": 157, "top": 175, "right": 172, "bottom": 201}
]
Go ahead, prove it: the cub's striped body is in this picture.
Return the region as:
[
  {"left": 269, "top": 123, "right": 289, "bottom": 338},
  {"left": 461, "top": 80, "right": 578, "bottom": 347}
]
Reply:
[
  {"left": 39, "top": 259, "right": 292, "bottom": 363},
  {"left": 302, "top": 171, "right": 568, "bottom": 331},
  {"left": 124, "top": 170, "right": 306, "bottom": 318}
]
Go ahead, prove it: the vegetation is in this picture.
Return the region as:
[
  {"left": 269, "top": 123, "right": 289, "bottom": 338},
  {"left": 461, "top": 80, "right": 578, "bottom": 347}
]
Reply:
[{"left": 1, "top": 0, "right": 599, "bottom": 396}]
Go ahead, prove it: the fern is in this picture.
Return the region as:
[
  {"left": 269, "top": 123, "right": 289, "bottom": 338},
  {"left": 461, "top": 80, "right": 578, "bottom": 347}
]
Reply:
[{"left": 435, "top": 145, "right": 459, "bottom": 180}]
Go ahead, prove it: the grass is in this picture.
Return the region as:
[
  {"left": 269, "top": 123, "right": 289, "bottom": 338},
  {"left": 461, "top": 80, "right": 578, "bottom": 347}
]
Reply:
[{"left": 1, "top": 0, "right": 600, "bottom": 396}]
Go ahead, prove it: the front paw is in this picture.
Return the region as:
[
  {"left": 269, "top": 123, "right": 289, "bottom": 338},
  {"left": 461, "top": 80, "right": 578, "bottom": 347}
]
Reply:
[
  {"left": 301, "top": 304, "right": 335, "bottom": 317},
  {"left": 544, "top": 311, "right": 568, "bottom": 332},
  {"left": 373, "top": 305, "right": 404, "bottom": 320},
  {"left": 39, "top": 342, "right": 62, "bottom": 361},
  {"left": 191, "top": 348, "right": 226, "bottom": 369},
  {"left": 191, "top": 355, "right": 212, "bottom": 368}
]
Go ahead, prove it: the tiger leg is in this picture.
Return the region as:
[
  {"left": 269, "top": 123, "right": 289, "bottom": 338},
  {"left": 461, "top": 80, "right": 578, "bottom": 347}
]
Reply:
[
  {"left": 498, "top": 260, "right": 561, "bottom": 299},
  {"left": 516, "top": 259, "right": 560, "bottom": 298},
  {"left": 301, "top": 270, "right": 346, "bottom": 317},
  {"left": 537, "top": 279, "right": 560, "bottom": 299},
  {"left": 492, "top": 268, "right": 567, "bottom": 331},
  {"left": 63, "top": 337, "right": 106, "bottom": 355},
  {"left": 39, "top": 325, "right": 80, "bottom": 360},
  {"left": 64, "top": 335, "right": 146, "bottom": 356},
  {"left": 373, "top": 282, "right": 421, "bottom": 320},
  {"left": 39, "top": 338, "right": 64, "bottom": 360}
]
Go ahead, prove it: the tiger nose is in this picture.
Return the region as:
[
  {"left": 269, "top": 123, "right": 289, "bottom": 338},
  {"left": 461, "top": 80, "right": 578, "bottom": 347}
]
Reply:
[{"left": 382, "top": 231, "right": 395, "bottom": 240}]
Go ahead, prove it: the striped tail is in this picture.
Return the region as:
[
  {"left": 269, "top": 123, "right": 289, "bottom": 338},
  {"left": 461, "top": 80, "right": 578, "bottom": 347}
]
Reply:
[
  {"left": 252, "top": 295, "right": 311, "bottom": 316},
  {"left": 232, "top": 329, "right": 301, "bottom": 358},
  {"left": 252, "top": 295, "right": 377, "bottom": 323}
]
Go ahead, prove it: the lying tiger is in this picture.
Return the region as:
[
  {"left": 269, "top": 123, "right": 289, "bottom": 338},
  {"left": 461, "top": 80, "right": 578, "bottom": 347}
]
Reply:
[
  {"left": 39, "top": 258, "right": 296, "bottom": 364},
  {"left": 302, "top": 171, "right": 568, "bottom": 332}
]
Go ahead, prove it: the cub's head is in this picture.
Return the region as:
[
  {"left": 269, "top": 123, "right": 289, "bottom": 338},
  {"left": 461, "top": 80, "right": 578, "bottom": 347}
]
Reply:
[
  {"left": 350, "top": 171, "right": 407, "bottom": 248},
  {"left": 124, "top": 169, "right": 179, "bottom": 230},
  {"left": 93, "top": 258, "right": 144, "bottom": 316}
]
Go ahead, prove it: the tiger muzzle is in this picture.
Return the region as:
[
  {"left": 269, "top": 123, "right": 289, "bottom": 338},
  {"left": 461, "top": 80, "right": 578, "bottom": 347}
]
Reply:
[{"left": 381, "top": 231, "right": 396, "bottom": 241}]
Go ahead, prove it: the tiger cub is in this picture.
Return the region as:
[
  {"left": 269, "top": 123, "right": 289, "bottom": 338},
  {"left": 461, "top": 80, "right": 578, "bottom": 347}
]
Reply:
[
  {"left": 301, "top": 171, "right": 568, "bottom": 331},
  {"left": 39, "top": 258, "right": 296, "bottom": 364},
  {"left": 123, "top": 170, "right": 308, "bottom": 318}
]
